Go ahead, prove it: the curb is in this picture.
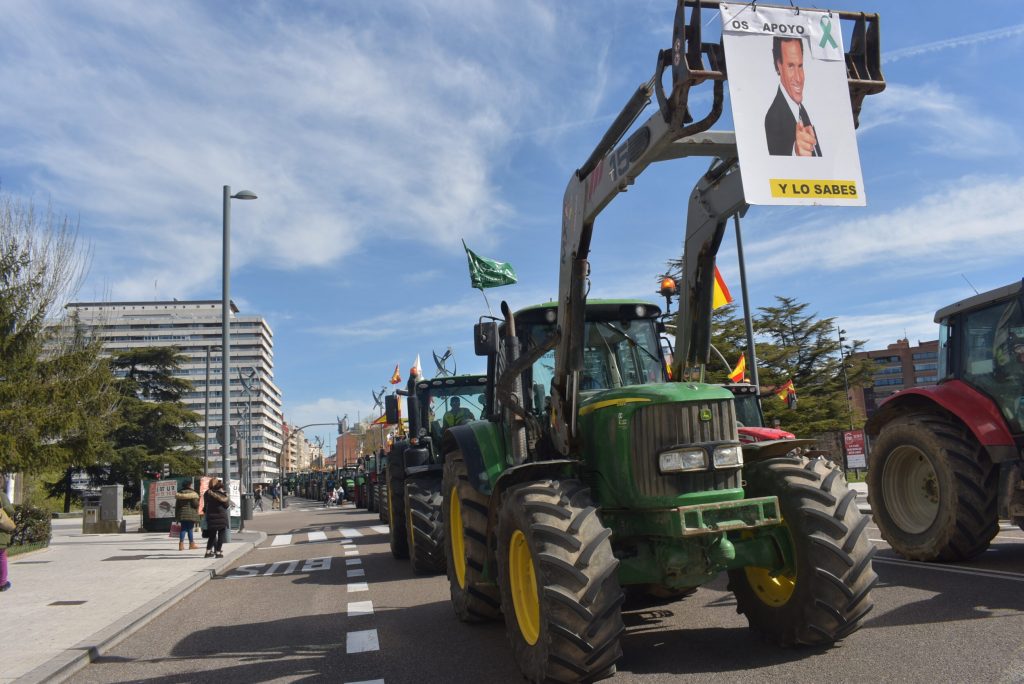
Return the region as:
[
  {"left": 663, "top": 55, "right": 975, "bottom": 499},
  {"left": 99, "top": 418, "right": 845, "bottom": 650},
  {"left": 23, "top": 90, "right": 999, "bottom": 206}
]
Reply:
[{"left": 13, "top": 530, "right": 267, "bottom": 684}]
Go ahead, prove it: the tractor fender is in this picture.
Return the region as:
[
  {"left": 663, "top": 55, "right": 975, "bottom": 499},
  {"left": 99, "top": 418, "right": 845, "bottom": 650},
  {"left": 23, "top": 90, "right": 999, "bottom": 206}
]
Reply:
[
  {"left": 404, "top": 463, "right": 444, "bottom": 480},
  {"left": 442, "top": 423, "right": 493, "bottom": 495},
  {"left": 865, "top": 380, "right": 1018, "bottom": 463}
]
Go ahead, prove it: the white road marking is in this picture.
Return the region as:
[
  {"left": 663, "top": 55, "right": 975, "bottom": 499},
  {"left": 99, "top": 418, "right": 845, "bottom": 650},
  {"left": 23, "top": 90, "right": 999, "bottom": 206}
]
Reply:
[
  {"left": 340, "top": 528, "right": 363, "bottom": 537},
  {"left": 344, "top": 680, "right": 384, "bottom": 684},
  {"left": 348, "top": 600, "right": 374, "bottom": 617},
  {"left": 271, "top": 534, "right": 292, "bottom": 546},
  {"left": 370, "top": 525, "right": 389, "bottom": 535},
  {"left": 308, "top": 531, "right": 328, "bottom": 542},
  {"left": 346, "top": 558, "right": 363, "bottom": 566},
  {"left": 345, "top": 549, "right": 360, "bottom": 556},
  {"left": 346, "top": 629, "right": 379, "bottom": 653},
  {"left": 348, "top": 582, "right": 369, "bottom": 592},
  {"left": 347, "top": 568, "right": 365, "bottom": 578},
  {"left": 875, "top": 556, "right": 1024, "bottom": 582}
]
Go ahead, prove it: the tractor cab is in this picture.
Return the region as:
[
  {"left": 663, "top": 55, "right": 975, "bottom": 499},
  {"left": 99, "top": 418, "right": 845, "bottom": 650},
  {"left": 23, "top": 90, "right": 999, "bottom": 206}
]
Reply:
[
  {"left": 936, "top": 280, "right": 1024, "bottom": 435},
  {"left": 412, "top": 375, "right": 489, "bottom": 445},
  {"left": 722, "top": 382, "right": 796, "bottom": 443},
  {"left": 514, "top": 300, "right": 667, "bottom": 421}
]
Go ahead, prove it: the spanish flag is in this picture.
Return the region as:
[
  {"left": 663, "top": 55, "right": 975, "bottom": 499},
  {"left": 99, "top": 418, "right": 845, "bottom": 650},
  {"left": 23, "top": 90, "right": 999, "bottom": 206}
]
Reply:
[
  {"left": 775, "top": 379, "right": 797, "bottom": 409},
  {"left": 390, "top": 363, "right": 401, "bottom": 385},
  {"left": 728, "top": 354, "right": 746, "bottom": 383},
  {"left": 372, "top": 414, "right": 388, "bottom": 425},
  {"left": 712, "top": 266, "right": 733, "bottom": 309}
]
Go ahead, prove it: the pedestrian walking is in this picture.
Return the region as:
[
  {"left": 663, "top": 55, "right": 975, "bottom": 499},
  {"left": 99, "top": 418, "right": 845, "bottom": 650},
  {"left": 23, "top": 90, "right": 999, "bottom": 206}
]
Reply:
[
  {"left": 203, "top": 478, "right": 230, "bottom": 559},
  {"left": 254, "top": 486, "right": 264, "bottom": 512},
  {"left": 272, "top": 483, "right": 281, "bottom": 510},
  {"left": 174, "top": 480, "right": 201, "bottom": 551},
  {"left": 1, "top": 483, "right": 15, "bottom": 592}
]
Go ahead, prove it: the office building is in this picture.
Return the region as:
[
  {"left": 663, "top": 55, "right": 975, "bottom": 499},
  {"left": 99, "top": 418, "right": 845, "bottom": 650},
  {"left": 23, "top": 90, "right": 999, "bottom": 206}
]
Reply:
[
  {"left": 66, "top": 300, "right": 284, "bottom": 485},
  {"left": 850, "top": 337, "right": 940, "bottom": 418}
]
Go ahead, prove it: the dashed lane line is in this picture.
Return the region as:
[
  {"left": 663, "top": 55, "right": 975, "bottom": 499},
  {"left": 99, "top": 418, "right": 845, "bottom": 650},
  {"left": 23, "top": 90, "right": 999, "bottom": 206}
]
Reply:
[
  {"left": 348, "top": 600, "right": 374, "bottom": 617},
  {"left": 308, "top": 530, "right": 328, "bottom": 542},
  {"left": 345, "top": 549, "right": 360, "bottom": 556},
  {"left": 271, "top": 534, "right": 292, "bottom": 546},
  {"left": 348, "top": 582, "right": 369, "bottom": 592},
  {"left": 346, "top": 558, "right": 363, "bottom": 566},
  {"left": 340, "top": 528, "right": 363, "bottom": 537},
  {"left": 347, "top": 568, "right": 366, "bottom": 578},
  {"left": 346, "top": 629, "right": 380, "bottom": 653}
]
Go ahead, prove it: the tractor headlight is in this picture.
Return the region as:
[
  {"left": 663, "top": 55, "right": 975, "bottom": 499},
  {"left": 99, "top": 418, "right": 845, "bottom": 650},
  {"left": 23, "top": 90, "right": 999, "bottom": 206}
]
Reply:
[
  {"left": 713, "top": 445, "right": 744, "bottom": 468},
  {"left": 658, "top": 448, "right": 708, "bottom": 473}
]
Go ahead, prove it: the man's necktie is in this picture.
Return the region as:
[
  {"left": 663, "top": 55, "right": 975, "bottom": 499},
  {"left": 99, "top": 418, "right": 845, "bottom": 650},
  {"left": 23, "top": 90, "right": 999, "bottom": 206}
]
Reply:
[{"left": 798, "top": 104, "right": 822, "bottom": 157}]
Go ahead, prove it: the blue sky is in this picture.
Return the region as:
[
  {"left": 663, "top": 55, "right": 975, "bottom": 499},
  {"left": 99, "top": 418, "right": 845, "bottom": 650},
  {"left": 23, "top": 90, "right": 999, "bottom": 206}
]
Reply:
[{"left": 2, "top": 1, "right": 1023, "bottom": 450}]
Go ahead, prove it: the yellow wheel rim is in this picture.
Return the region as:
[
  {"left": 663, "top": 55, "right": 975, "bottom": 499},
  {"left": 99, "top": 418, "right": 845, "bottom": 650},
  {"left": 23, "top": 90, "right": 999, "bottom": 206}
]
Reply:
[
  {"left": 450, "top": 486, "right": 467, "bottom": 588},
  {"left": 509, "top": 529, "right": 541, "bottom": 645},
  {"left": 743, "top": 566, "right": 796, "bottom": 606}
]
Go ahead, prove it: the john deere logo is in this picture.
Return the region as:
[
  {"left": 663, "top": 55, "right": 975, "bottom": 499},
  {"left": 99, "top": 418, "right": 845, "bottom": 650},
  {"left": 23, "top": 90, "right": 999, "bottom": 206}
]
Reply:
[{"left": 699, "top": 408, "right": 713, "bottom": 422}]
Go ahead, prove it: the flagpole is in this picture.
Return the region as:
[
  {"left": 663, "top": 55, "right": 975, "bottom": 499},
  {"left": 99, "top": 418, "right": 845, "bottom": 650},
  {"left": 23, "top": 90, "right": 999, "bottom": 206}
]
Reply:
[
  {"left": 734, "top": 215, "right": 759, "bottom": 389},
  {"left": 479, "top": 288, "right": 493, "bottom": 316}
]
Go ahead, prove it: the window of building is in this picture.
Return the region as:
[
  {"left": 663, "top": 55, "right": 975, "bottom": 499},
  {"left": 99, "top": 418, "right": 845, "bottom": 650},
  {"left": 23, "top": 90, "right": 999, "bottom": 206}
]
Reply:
[
  {"left": 912, "top": 351, "right": 938, "bottom": 360},
  {"left": 913, "top": 362, "right": 938, "bottom": 372}
]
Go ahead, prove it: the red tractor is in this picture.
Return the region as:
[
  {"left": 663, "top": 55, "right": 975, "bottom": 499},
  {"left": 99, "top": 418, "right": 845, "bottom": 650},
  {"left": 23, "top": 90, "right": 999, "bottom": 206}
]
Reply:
[{"left": 865, "top": 280, "right": 1024, "bottom": 561}]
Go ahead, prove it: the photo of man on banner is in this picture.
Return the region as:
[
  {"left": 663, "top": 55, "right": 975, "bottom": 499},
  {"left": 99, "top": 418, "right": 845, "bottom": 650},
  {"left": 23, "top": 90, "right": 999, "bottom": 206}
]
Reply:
[{"left": 720, "top": 4, "right": 866, "bottom": 207}]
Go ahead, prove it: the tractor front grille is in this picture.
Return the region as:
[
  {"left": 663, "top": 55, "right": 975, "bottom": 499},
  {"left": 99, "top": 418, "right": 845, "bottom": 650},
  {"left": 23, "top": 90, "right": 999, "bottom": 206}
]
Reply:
[{"left": 629, "top": 400, "right": 740, "bottom": 498}]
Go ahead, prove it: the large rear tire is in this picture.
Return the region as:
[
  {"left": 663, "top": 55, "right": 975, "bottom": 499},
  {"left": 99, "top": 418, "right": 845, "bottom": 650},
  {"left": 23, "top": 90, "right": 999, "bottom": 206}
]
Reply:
[
  {"left": 442, "top": 450, "right": 501, "bottom": 622},
  {"left": 388, "top": 464, "right": 408, "bottom": 559},
  {"left": 407, "top": 475, "right": 446, "bottom": 575},
  {"left": 496, "top": 479, "right": 623, "bottom": 683},
  {"left": 379, "top": 482, "right": 389, "bottom": 522},
  {"left": 728, "top": 456, "right": 877, "bottom": 646},
  {"left": 867, "top": 412, "right": 998, "bottom": 561}
]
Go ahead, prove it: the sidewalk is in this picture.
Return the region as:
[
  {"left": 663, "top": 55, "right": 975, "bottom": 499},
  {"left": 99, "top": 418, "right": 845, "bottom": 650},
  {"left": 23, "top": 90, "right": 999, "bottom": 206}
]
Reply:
[{"left": 1, "top": 508, "right": 269, "bottom": 684}]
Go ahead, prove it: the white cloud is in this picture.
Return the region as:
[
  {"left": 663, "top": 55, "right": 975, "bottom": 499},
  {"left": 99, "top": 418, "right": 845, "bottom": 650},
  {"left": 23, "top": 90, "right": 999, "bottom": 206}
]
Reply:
[
  {"left": 746, "top": 175, "right": 1024, "bottom": 276},
  {"left": 883, "top": 23, "right": 1024, "bottom": 64},
  {"left": 0, "top": 1, "right": 576, "bottom": 300},
  {"left": 858, "top": 83, "right": 1019, "bottom": 157}
]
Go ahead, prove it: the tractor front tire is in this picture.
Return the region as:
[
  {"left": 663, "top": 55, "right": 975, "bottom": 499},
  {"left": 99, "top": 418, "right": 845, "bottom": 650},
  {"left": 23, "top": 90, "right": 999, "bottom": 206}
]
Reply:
[
  {"left": 442, "top": 450, "right": 501, "bottom": 622},
  {"left": 380, "top": 482, "right": 389, "bottom": 522},
  {"left": 388, "top": 465, "right": 408, "bottom": 559},
  {"left": 407, "top": 476, "right": 446, "bottom": 575},
  {"left": 728, "top": 455, "right": 877, "bottom": 646},
  {"left": 868, "top": 412, "right": 998, "bottom": 561},
  {"left": 497, "top": 479, "right": 623, "bottom": 683}
]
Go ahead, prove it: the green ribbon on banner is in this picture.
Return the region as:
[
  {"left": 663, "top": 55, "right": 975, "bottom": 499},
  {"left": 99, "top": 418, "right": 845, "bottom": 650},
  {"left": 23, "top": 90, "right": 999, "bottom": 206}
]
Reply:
[{"left": 819, "top": 16, "right": 838, "bottom": 49}]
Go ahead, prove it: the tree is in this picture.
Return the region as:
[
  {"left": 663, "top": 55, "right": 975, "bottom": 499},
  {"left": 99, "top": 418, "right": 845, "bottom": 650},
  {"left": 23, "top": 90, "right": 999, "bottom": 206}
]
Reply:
[
  {"left": 754, "top": 296, "right": 872, "bottom": 434},
  {"left": 0, "top": 195, "right": 109, "bottom": 475},
  {"left": 102, "top": 347, "right": 203, "bottom": 506}
]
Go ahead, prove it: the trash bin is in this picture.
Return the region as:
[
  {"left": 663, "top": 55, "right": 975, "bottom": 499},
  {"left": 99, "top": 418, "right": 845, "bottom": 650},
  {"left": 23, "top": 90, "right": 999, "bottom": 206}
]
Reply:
[
  {"left": 241, "top": 493, "right": 254, "bottom": 521},
  {"left": 82, "top": 493, "right": 101, "bottom": 532}
]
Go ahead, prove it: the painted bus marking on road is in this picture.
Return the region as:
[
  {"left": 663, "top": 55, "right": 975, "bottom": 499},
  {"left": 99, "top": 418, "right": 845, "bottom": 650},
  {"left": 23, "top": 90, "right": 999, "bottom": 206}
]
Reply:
[{"left": 226, "top": 556, "right": 332, "bottom": 579}]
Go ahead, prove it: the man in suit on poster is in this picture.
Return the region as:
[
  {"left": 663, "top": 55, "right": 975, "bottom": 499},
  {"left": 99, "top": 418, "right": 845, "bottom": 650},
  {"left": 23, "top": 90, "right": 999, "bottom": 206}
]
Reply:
[{"left": 765, "top": 36, "right": 822, "bottom": 157}]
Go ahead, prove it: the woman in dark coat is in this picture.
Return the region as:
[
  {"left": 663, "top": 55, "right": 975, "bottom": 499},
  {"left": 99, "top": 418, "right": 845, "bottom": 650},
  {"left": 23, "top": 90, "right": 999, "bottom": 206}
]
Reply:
[
  {"left": 1, "top": 486, "right": 15, "bottom": 591},
  {"left": 174, "top": 480, "right": 201, "bottom": 551},
  {"left": 203, "top": 478, "right": 231, "bottom": 558}
]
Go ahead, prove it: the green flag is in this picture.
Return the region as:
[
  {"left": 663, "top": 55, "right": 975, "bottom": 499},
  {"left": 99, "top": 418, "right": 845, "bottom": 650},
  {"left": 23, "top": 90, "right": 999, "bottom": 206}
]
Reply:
[{"left": 463, "top": 240, "right": 517, "bottom": 290}]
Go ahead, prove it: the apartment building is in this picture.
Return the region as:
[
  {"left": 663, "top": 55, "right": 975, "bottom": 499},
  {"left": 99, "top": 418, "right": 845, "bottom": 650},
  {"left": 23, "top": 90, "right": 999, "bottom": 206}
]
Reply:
[
  {"left": 849, "top": 337, "right": 940, "bottom": 418},
  {"left": 67, "top": 300, "right": 284, "bottom": 485}
]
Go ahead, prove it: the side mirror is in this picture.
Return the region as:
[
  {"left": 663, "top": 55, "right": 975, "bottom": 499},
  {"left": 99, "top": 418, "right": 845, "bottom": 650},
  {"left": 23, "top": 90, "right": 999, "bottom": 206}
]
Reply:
[
  {"left": 407, "top": 395, "right": 422, "bottom": 438},
  {"left": 384, "top": 394, "right": 399, "bottom": 425},
  {"left": 475, "top": 322, "right": 500, "bottom": 356}
]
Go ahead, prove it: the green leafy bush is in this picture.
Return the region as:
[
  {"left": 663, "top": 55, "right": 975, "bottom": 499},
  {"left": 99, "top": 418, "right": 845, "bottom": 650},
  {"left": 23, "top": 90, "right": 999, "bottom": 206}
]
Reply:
[{"left": 10, "top": 504, "right": 52, "bottom": 547}]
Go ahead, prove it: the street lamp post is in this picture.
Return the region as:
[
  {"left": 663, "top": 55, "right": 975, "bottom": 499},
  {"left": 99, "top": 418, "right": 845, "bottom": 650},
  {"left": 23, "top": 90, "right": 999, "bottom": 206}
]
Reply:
[
  {"left": 222, "top": 185, "right": 257, "bottom": 542},
  {"left": 203, "top": 345, "right": 222, "bottom": 476},
  {"left": 837, "top": 326, "right": 855, "bottom": 430}
]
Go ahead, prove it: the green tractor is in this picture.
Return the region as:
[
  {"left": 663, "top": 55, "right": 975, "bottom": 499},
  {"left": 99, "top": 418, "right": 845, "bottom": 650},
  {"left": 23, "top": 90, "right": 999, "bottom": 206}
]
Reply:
[
  {"left": 439, "top": 3, "right": 884, "bottom": 680},
  {"left": 386, "top": 374, "right": 488, "bottom": 574}
]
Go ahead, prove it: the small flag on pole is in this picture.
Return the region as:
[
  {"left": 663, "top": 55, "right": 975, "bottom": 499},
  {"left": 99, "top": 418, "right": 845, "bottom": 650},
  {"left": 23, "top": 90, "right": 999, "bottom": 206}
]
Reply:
[
  {"left": 463, "top": 240, "right": 517, "bottom": 290},
  {"left": 372, "top": 414, "right": 388, "bottom": 425},
  {"left": 728, "top": 354, "right": 746, "bottom": 383},
  {"left": 712, "top": 266, "right": 733, "bottom": 309},
  {"left": 390, "top": 363, "right": 401, "bottom": 385},
  {"left": 775, "top": 379, "right": 797, "bottom": 409}
]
